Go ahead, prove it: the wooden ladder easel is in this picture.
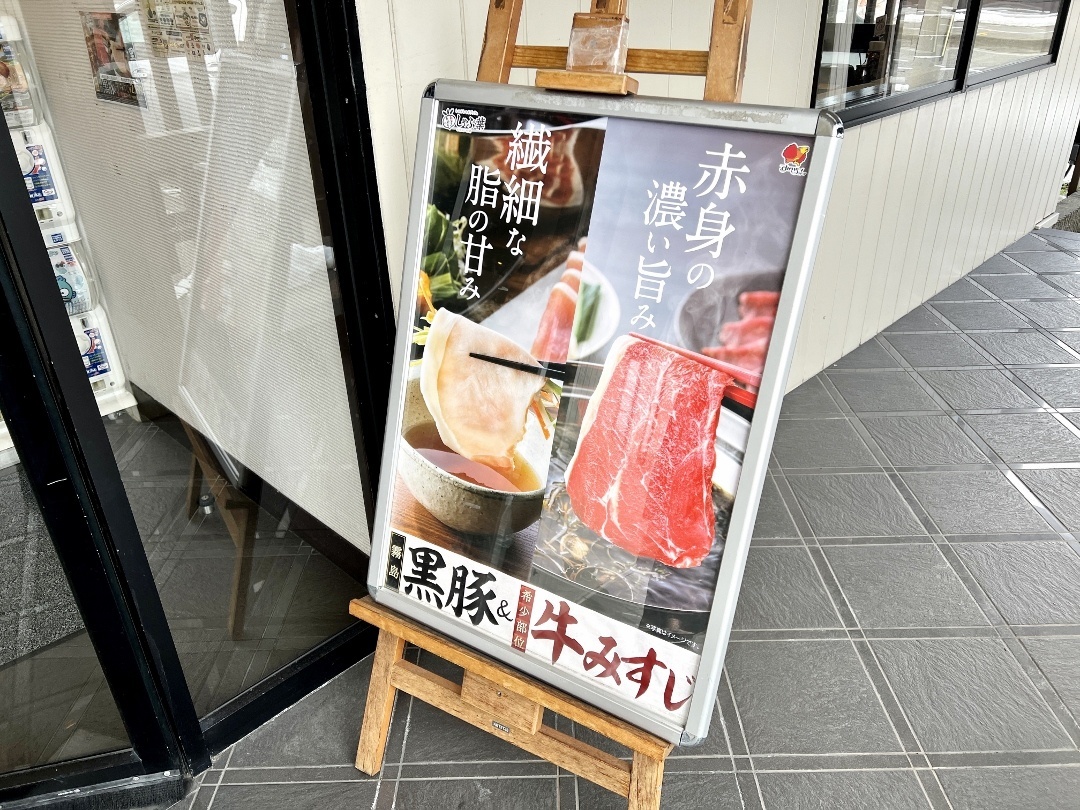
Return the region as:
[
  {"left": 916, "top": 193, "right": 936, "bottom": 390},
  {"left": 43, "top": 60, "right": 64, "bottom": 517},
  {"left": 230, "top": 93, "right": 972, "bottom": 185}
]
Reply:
[
  {"left": 352, "top": 597, "right": 673, "bottom": 810},
  {"left": 353, "top": 4, "right": 754, "bottom": 807},
  {"left": 476, "top": 0, "right": 752, "bottom": 102}
]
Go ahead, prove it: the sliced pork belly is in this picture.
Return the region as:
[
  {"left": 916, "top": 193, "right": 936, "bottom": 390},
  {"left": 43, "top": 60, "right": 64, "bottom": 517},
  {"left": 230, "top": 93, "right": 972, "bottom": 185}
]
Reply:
[
  {"left": 531, "top": 281, "right": 578, "bottom": 363},
  {"left": 421, "top": 308, "right": 544, "bottom": 472},
  {"left": 565, "top": 336, "right": 731, "bottom": 568}
]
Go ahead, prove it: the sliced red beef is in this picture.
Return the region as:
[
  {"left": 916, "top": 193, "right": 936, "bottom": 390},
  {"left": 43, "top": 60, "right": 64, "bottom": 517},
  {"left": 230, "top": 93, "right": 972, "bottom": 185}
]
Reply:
[
  {"left": 738, "top": 290, "right": 780, "bottom": 319},
  {"left": 565, "top": 335, "right": 731, "bottom": 568},
  {"left": 720, "top": 314, "right": 775, "bottom": 347}
]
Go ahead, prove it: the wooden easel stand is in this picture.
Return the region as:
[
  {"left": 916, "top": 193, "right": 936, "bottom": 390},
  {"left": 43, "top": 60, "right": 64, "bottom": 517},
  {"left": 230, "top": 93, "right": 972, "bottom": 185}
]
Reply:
[
  {"left": 352, "top": 4, "right": 755, "bottom": 806},
  {"left": 351, "top": 597, "right": 673, "bottom": 810},
  {"left": 477, "top": 0, "right": 752, "bottom": 101}
]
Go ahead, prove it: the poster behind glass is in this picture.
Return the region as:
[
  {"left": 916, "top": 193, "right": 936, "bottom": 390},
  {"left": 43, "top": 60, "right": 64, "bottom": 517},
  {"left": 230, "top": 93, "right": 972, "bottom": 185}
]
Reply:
[
  {"left": 371, "top": 85, "right": 837, "bottom": 740},
  {"left": 79, "top": 11, "right": 144, "bottom": 107}
]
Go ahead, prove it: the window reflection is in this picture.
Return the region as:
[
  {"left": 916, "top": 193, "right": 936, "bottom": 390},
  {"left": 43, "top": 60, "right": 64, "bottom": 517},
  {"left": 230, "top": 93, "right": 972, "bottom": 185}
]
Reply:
[
  {"left": 817, "top": 0, "right": 969, "bottom": 111},
  {"left": 968, "top": 0, "right": 1062, "bottom": 73}
]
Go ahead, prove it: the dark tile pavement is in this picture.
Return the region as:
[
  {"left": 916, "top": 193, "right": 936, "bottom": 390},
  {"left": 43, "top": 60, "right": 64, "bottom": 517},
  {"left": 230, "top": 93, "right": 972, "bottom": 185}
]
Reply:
[
  {"left": 170, "top": 230, "right": 1080, "bottom": 809},
  {"left": 2, "top": 412, "right": 363, "bottom": 772}
]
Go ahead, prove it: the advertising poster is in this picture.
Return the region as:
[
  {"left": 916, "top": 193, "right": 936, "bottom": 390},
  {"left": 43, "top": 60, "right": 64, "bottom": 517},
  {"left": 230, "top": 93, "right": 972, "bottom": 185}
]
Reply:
[
  {"left": 371, "top": 83, "right": 840, "bottom": 742},
  {"left": 80, "top": 11, "right": 143, "bottom": 106},
  {"left": 141, "top": 0, "right": 216, "bottom": 58}
]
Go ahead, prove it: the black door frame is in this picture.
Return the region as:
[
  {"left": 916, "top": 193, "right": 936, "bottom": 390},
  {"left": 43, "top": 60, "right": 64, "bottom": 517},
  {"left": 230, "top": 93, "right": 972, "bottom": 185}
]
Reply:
[
  {"left": 0, "top": 0, "right": 389, "bottom": 801},
  {"left": 0, "top": 144, "right": 198, "bottom": 798}
]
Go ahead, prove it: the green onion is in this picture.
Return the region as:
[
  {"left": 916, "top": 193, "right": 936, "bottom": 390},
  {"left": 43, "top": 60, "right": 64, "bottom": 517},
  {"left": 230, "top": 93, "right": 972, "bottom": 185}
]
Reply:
[{"left": 573, "top": 282, "right": 602, "bottom": 344}]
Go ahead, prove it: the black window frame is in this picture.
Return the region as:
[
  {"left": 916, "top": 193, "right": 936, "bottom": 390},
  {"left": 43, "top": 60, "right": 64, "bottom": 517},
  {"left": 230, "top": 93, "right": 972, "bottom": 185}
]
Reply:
[{"left": 811, "top": 0, "right": 1073, "bottom": 126}]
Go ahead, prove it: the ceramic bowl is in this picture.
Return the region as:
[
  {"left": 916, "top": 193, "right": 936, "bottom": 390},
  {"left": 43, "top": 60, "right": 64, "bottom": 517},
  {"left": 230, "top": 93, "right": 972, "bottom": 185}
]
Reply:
[{"left": 398, "top": 376, "right": 548, "bottom": 535}]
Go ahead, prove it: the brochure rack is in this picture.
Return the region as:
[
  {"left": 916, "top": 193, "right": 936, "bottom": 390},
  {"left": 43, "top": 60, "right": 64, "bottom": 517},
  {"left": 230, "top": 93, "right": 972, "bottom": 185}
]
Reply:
[
  {"left": 0, "top": 14, "right": 136, "bottom": 466},
  {"left": 352, "top": 597, "right": 673, "bottom": 810}
]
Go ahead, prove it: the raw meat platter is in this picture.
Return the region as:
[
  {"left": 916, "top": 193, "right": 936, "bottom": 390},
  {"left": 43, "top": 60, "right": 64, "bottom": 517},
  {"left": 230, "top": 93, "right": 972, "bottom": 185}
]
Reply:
[{"left": 529, "top": 360, "right": 740, "bottom": 648}]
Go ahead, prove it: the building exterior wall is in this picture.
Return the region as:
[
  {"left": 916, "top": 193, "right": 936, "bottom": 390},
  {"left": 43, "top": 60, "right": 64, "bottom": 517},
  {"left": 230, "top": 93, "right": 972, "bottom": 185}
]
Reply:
[
  {"left": 355, "top": 0, "right": 1080, "bottom": 385},
  {"left": 760, "top": 4, "right": 1080, "bottom": 383}
]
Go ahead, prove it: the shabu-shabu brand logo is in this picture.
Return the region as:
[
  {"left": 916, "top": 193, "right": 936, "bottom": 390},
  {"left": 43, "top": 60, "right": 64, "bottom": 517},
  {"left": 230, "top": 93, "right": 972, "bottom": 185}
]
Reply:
[
  {"left": 779, "top": 143, "right": 809, "bottom": 176},
  {"left": 441, "top": 107, "right": 487, "bottom": 133}
]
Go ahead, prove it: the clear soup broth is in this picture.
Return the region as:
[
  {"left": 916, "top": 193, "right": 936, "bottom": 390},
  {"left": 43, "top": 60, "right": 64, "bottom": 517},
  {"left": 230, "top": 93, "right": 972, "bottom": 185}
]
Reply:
[{"left": 405, "top": 422, "right": 541, "bottom": 493}]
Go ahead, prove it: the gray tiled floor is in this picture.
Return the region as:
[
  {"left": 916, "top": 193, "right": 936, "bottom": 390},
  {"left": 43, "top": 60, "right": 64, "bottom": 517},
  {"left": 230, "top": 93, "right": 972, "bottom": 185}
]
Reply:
[
  {"left": 111, "top": 416, "right": 362, "bottom": 719},
  {"left": 173, "top": 230, "right": 1080, "bottom": 809},
  {"left": 1, "top": 414, "right": 363, "bottom": 773}
]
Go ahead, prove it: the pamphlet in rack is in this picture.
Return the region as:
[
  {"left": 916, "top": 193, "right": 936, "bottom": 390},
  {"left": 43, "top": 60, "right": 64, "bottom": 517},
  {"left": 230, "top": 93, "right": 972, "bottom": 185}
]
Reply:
[{"left": 0, "top": 15, "right": 36, "bottom": 128}]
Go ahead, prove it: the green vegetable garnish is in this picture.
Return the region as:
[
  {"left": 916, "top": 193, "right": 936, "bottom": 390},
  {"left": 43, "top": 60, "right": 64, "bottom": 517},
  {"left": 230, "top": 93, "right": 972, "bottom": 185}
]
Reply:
[
  {"left": 420, "top": 204, "right": 468, "bottom": 303},
  {"left": 573, "top": 282, "right": 602, "bottom": 344}
]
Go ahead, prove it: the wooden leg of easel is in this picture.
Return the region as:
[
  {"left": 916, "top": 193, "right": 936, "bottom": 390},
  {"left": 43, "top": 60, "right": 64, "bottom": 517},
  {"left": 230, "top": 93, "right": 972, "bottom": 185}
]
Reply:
[
  {"left": 185, "top": 453, "right": 203, "bottom": 519},
  {"left": 350, "top": 598, "right": 673, "bottom": 804},
  {"left": 628, "top": 751, "right": 664, "bottom": 810},
  {"left": 704, "top": 0, "right": 752, "bottom": 102},
  {"left": 226, "top": 503, "right": 256, "bottom": 641},
  {"left": 355, "top": 629, "right": 407, "bottom": 775},
  {"left": 477, "top": 0, "right": 524, "bottom": 83}
]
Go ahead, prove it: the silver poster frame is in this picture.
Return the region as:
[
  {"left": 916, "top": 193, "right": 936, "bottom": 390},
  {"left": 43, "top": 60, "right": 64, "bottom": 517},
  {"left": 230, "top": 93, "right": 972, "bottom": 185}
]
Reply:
[{"left": 367, "top": 79, "right": 843, "bottom": 745}]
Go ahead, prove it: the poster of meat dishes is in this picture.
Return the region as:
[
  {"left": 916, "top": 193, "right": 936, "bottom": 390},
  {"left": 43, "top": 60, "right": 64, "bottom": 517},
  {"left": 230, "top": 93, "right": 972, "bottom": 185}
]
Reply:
[
  {"left": 80, "top": 11, "right": 143, "bottom": 107},
  {"left": 370, "top": 81, "right": 842, "bottom": 744}
]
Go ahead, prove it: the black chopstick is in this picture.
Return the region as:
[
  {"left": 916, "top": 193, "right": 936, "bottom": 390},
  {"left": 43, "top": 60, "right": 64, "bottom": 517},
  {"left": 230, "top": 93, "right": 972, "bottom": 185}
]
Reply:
[{"left": 469, "top": 352, "right": 566, "bottom": 378}]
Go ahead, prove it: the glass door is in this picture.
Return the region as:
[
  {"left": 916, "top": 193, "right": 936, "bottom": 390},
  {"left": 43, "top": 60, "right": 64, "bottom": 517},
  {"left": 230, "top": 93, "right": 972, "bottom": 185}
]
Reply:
[
  {"left": 0, "top": 0, "right": 391, "bottom": 796},
  {"left": 0, "top": 217, "right": 186, "bottom": 800},
  {"left": 0, "top": 408, "right": 132, "bottom": 775}
]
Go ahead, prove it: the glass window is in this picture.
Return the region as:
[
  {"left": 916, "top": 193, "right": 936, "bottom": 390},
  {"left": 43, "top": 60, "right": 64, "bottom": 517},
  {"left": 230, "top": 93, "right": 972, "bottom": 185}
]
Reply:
[
  {"left": 0, "top": 409, "right": 130, "bottom": 775},
  {"left": 816, "top": 0, "right": 970, "bottom": 112},
  {"left": 968, "top": 0, "right": 1064, "bottom": 74},
  {"left": 2, "top": 0, "right": 373, "bottom": 721}
]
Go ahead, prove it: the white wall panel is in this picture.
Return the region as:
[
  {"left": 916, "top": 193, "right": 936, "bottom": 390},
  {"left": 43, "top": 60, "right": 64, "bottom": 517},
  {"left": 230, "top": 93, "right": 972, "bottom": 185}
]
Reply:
[
  {"left": 956, "top": 82, "right": 1007, "bottom": 278},
  {"left": 979, "top": 77, "right": 1028, "bottom": 272},
  {"left": 921, "top": 97, "right": 968, "bottom": 302},
  {"left": 940, "top": 87, "right": 990, "bottom": 284},
  {"left": 847, "top": 116, "right": 894, "bottom": 349},
  {"left": 969, "top": 81, "right": 1013, "bottom": 273},
  {"left": 788, "top": 125, "right": 857, "bottom": 376},
  {"left": 354, "top": 0, "right": 1080, "bottom": 387},
  {"left": 739, "top": 0, "right": 775, "bottom": 105},
  {"left": 886, "top": 104, "right": 936, "bottom": 331},
  {"left": 875, "top": 108, "right": 921, "bottom": 330},
  {"left": 825, "top": 124, "right": 879, "bottom": 361},
  {"left": 908, "top": 102, "right": 953, "bottom": 308},
  {"left": 858, "top": 113, "right": 904, "bottom": 342},
  {"left": 1022, "top": 69, "right": 1063, "bottom": 228}
]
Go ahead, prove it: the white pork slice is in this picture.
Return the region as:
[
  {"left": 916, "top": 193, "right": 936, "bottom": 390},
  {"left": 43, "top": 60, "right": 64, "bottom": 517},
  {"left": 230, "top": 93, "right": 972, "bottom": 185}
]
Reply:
[{"left": 421, "top": 308, "right": 545, "bottom": 472}]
